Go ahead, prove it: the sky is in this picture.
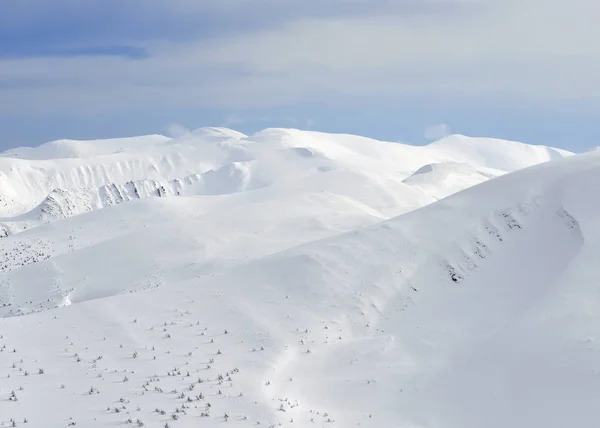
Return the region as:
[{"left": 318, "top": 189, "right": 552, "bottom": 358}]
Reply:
[{"left": 1, "top": 0, "right": 600, "bottom": 151}]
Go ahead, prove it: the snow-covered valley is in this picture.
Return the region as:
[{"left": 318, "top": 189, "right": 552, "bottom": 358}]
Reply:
[{"left": 0, "top": 127, "right": 595, "bottom": 428}]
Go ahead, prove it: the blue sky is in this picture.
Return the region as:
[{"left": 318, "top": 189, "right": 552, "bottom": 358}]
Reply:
[{"left": 1, "top": 0, "right": 599, "bottom": 151}]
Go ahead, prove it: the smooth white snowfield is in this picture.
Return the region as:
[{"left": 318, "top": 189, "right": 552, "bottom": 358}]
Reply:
[{"left": 0, "top": 128, "right": 591, "bottom": 428}]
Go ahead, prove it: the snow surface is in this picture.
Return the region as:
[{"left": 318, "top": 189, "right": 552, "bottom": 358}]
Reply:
[
  {"left": 0, "top": 128, "right": 568, "bottom": 228},
  {"left": 0, "top": 127, "right": 590, "bottom": 428}
]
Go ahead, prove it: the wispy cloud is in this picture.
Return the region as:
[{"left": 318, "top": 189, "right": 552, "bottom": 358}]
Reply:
[
  {"left": 0, "top": 0, "right": 469, "bottom": 57},
  {"left": 0, "top": 45, "right": 148, "bottom": 60},
  {"left": 165, "top": 123, "right": 190, "bottom": 138},
  {"left": 1, "top": 0, "right": 600, "bottom": 115},
  {"left": 424, "top": 124, "right": 452, "bottom": 141}
]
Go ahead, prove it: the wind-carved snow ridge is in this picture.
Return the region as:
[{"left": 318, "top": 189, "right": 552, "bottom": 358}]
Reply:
[
  {"left": 557, "top": 205, "right": 581, "bottom": 231},
  {"left": 440, "top": 194, "right": 582, "bottom": 284},
  {"left": 441, "top": 196, "right": 536, "bottom": 283},
  {"left": 32, "top": 162, "right": 255, "bottom": 223}
]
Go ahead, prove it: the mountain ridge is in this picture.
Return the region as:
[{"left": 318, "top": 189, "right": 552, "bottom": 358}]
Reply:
[
  {"left": 0, "top": 128, "right": 572, "bottom": 234},
  {"left": 0, "top": 127, "right": 596, "bottom": 428}
]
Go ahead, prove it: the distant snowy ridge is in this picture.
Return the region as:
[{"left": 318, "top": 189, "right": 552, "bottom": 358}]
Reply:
[
  {"left": 0, "top": 127, "right": 245, "bottom": 159},
  {"left": 0, "top": 128, "right": 572, "bottom": 232},
  {"left": 428, "top": 134, "right": 572, "bottom": 170},
  {"left": 0, "top": 128, "right": 248, "bottom": 216},
  {"left": 0, "top": 134, "right": 171, "bottom": 160}
]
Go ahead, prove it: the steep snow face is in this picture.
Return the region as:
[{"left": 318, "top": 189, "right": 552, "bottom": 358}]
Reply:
[
  {"left": 0, "top": 145, "right": 595, "bottom": 428},
  {"left": 24, "top": 162, "right": 256, "bottom": 224},
  {"left": 0, "top": 130, "right": 248, "bottom": 217}
]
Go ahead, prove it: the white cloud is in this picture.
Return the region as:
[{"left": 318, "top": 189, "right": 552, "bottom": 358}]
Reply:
[
  {"left": 165, "top": 123, "right": 190, "bottom": 137},
  {"left": 1, "top": 0, "right": 600, "bottom": 113},
  {"left": 424, "top": 124, "right": 452, "bottom": 141}
]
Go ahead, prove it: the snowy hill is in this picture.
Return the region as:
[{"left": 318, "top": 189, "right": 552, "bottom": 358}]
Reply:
[
  {"left": 0, "top": 128, "right": 570, "bottom": 230},
  {"left": 0, "top": 127, "right": 589, "bottom": 428},
  {"left": 0, "top": 135, "right": 172, "bottom": 160},
  {"left": 427, "top": 133, "right": 571, "bottom": 170},
  {"left": 402, "top": 162, "right": 504, "bottom": 201}
]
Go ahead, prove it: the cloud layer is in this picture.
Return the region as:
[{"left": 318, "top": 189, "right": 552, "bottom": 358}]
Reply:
[{"left": 1, "top": 0, "right": 599, "bottom": 114}]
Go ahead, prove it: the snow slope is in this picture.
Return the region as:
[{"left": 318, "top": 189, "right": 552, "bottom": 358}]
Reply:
[
  {"left": 0, "top": 128, "right": 589, "bottom": 428},
  {"left": 402, "top": 162, "right": 504, "bottom": 201},
  {"left": 0, "top": 128, "right": 570, "bottom": 227},
  {"left": 0, "top": 128, "right": 571, "bottom": 311}
]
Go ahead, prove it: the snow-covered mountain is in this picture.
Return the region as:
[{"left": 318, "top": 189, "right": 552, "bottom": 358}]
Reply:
[
  {"left": 0, "top": 127, "right": 591, "bottom": 428},
  {"left": 0, "top": 128, "right": 570, "bottom": 233}
]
